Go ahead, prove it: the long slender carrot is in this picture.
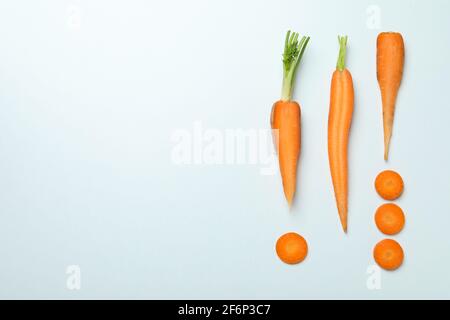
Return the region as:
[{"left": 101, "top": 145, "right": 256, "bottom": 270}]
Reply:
[
  {"left": 328, "top": 36, "right": 354, "bottom": 232},
  {"left": 271, "top": 30, "right": 310, "bottom": 207},
  {"left": 377, "top": 32, "right": 405, "bottom": 160}
]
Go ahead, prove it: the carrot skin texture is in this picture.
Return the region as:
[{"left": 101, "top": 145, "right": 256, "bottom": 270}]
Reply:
[
  {"left": 328, "top": 69, "right": 354, "bottom": 232},
  {"left": 377, "top": 32, "right": 404, "bottom": 160},
  {"left": 271, "top": 100, "right": 301, "bottom": 206}
]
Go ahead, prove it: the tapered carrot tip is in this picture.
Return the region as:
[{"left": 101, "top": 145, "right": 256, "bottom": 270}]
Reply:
[
  {"left": 384, "top": 130, "right": 391, "bottom": 161},
  {"left": 285, "top": 191, "right": 294, "bottom": 208},
  {"left": 338, "top": 208, "right": 348, "bottom": 233},
  {"left": 340, "top": 220, "right": 347, "bottom": 233}
]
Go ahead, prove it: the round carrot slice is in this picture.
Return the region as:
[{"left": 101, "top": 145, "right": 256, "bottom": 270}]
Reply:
[
  {"left": 373, "top": 239, "right": 404, "bottom": 270},
  {"left": 375, "top": 170, "right": 404, "bottom": 200},
  {"left": 375, "top": 203, "right": 405, "bottom": 235},
  {"left": 276, "top": 232, "right": 308, "bottom": 264}
]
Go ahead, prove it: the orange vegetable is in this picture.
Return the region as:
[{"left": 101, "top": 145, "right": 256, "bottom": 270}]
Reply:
[
  {"left": 375, "top": 170, "right": 404, "bottom": 200},
  {"left": 276, "top": 232, "right": 308, "bottom": 264},
  {"left": 377, "top": 32, "right": 405, "bottom": 160},
  {"left": 375, "top": 203, "right": 405, "bottom": 235},
  {"left": 373, "top": 239, "right": 404, "bottom": 270},
  {"left": 271, "top": 30, "right": 310, "bottom": 206},
  {"left": 328, "top": 36, "right": 354, "bottom": 232}
]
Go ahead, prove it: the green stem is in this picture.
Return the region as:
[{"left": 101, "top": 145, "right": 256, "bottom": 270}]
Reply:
[
  {"left": 336, "top": 35, "right": 348, "bottom": 72},
  {"left": 281, "top": 31, "right": 310, "bottom": 101}
]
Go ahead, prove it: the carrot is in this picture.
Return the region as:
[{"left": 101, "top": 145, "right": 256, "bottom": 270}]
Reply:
[
  {"left": 377, "top": 32, "right": 405, "bottom": 160},
  {"left": 328, "top": 36, "right": 354, "bottom": 232},
  {"left": 271, "top": 30, "right": 310, "bottom": 206},
  {"left": 373, "top": 239, "right": 404, "bottom": 270},
  {"left": 375, "top": 170, "right": 404, "bottom": 200},
  {"left": 375, "top": 203, "right": 405, "bottom": 235},
  {"left": 276, "top": 232, "right": 308, "bottom": 264}
]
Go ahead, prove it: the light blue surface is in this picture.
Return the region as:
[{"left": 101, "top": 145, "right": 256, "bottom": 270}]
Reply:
[{"left": 0, "top": 0, "right": 449, "bottom": 299}]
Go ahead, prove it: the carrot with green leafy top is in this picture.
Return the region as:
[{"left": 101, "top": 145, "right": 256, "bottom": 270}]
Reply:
[
  {"left": 328, "top": 36, "right": 354, "bottom": 232},
  {"left": 271, "top": 30, "right": 310, "bottom": 207}
]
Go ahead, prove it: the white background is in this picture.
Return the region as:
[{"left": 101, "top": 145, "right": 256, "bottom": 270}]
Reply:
[{"left": 0, "top": 0, "right": 449, "bottom": 299}]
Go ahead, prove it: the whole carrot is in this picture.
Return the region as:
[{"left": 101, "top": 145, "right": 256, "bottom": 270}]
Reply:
[
  {"left": 377, "top": 32, "right": 404, "bottom": 160},
  {"left": 271, "top": 30, "right": 310, "bottom": 207},
  {"left": 328, "top": 36, "right": 354, "bottom": 232}
]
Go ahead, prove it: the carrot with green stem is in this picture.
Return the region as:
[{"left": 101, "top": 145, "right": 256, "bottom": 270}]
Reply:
[
  {"left": 328, "top": 36, "right": 354, "bottom": 232},
  {"left": 377, "top": 32, "right": 405, "bottom": 160},
  {"left": 271, "top": 30, "right": 310, "bottom": 207}
]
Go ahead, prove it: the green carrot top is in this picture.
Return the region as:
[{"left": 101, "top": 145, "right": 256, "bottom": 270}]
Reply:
[
  {"left": 336, "top": 35, "right": 348, "bottom": 72},
  {"left": 281, "top": 30, "right": 310, "bottom": 101}
]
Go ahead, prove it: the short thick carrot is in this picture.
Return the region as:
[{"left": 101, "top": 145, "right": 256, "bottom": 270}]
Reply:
[
  {"left": 377, "top": 32, "right": 405, "bottom": 160},
  {"left": 328, "top": 36, "right": 354, "bottom": 232},
  {"left": 271, "top": 31, "right": 310, "bottom": 207}
]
